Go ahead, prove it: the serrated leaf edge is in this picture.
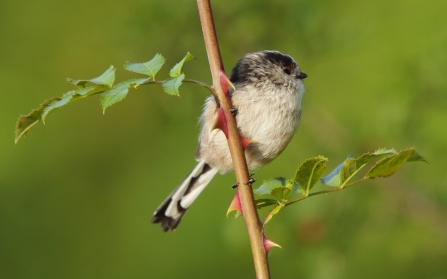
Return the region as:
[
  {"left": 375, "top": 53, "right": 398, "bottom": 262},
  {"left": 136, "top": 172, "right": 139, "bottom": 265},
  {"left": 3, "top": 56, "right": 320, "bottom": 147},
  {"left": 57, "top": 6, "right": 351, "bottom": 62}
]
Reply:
[
  {"left": 295, "top": 156, "right": 328, "bottom": 195},
  {"left": 365, "top": 147, "right": 421, "bottom": 178},
  {"left": 124, "top": 53, "right": 166, "bottom": 79},
  {"left": 162, "top": 74, "right": 185, "bottom": 96},
  {"left": 169, "top": 52, "right": 194, "bottom": 78}
]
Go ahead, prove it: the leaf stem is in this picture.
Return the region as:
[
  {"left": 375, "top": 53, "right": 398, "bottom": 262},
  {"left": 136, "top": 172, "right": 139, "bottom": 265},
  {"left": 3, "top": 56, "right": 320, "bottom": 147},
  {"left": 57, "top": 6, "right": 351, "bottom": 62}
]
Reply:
[
  {"left": 141, "top": 79, "right": 217, "bottom": 96},
  {"left": 343, "top": 176, "right": 369, "bottom": 188},
  {"left": 183, "top": 79, "right": 217, "bottom": 97},
  {"left": 197, "top": 0, "right": 270, "bottom": 278},
  {"left": 285, "top": 187, "right": 344, "bottom": 206},
  {"left": 285, "top": 176, "right": 370, "bottom": 207}
]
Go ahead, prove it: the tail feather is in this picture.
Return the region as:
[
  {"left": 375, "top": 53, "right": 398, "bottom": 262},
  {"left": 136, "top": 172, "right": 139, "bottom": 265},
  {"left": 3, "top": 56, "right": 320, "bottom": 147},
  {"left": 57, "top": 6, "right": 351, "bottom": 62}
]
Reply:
[{"left": 152, "top": 161, "right": 218, "bottom": 232}]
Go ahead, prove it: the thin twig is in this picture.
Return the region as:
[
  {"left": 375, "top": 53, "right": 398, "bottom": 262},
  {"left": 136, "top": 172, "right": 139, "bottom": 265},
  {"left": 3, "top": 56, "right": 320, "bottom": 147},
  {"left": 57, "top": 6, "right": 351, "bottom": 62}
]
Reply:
[
  {"left": 196, "top": 0, "right": 271, "bottom": 278},
  {"left": 285, "top": 187, "right": 344, "bottom": 206},
  {"left": 141, "top": 79, "right": 216, "bottom": 96},
  {"left": 284, "top": 177, "right": 370, "bottom": 207}
]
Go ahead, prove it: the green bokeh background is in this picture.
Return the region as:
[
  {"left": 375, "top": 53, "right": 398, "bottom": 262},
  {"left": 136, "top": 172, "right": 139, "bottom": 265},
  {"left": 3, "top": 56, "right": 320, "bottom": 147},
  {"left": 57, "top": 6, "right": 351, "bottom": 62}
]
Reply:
[{"left": 1, "top": 0, "right": 446, "bottom": 278}]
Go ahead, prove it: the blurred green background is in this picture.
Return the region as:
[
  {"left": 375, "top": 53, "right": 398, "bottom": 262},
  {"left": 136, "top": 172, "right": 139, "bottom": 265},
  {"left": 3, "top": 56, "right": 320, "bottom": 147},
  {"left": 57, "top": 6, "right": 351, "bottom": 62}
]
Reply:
[{"left": 1, "top": 0, "right": 446, "bottom": 278}]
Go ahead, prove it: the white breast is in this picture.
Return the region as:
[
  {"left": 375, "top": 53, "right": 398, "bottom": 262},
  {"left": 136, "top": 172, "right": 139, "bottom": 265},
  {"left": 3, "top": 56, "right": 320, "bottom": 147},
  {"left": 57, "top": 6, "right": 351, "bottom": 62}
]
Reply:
[{"left": 196, "top": 81, "right": 304, "bottom": 172}]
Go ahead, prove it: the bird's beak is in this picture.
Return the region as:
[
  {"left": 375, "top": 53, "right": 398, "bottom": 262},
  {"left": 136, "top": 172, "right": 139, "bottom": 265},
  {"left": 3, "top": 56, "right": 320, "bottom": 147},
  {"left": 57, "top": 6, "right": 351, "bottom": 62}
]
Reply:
[{"left": 297, "top": 72, "right": 308, "bottom": 79}]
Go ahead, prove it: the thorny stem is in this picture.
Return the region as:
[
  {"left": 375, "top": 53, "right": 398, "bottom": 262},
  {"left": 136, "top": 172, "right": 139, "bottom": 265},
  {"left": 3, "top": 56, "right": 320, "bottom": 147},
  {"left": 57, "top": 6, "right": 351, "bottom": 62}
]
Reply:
[{"left": 197, "top": 0, "right": 271, "bottom": 278}]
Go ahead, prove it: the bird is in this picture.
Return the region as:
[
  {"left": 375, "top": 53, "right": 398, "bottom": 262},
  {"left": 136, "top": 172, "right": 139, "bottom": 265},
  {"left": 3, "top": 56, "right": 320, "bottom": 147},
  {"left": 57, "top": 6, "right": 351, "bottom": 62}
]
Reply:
[{"left": 152, "top": 50, "right": 307, "bottom": 231}]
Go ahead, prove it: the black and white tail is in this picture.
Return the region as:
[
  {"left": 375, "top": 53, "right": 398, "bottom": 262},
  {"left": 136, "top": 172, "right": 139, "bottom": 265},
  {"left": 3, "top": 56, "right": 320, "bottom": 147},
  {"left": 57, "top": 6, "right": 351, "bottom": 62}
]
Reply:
[{"left": 152, "top": 161, "right": 218, "bottom": 231}]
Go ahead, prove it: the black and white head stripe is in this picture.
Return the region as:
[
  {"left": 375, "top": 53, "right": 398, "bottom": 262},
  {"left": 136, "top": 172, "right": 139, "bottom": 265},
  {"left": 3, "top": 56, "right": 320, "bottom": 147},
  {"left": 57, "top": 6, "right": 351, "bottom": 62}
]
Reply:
[
  {"left": 262, "top": 50, "right": 297, "bottom": 69},
  {"left": 229, "top": 50, "right": 306, "bottom": 85}
]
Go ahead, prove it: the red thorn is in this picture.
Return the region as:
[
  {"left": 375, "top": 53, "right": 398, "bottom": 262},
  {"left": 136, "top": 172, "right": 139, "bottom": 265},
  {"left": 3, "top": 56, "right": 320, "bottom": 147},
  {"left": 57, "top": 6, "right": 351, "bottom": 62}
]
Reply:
[
  {"left": 227, "top": 190, "right": 243, "bottom": 217},
  {"left": 263, "top": 235, "right": 282, "bottom": 254},
  {"left": 212, "top": 107, "right": 229, "bottom": 138},
  {"left": 219, "top": 70, "right": 235, "bottom": 96},
  {"left": 241, "top": 136, "right": 255, "bottom": 149}
]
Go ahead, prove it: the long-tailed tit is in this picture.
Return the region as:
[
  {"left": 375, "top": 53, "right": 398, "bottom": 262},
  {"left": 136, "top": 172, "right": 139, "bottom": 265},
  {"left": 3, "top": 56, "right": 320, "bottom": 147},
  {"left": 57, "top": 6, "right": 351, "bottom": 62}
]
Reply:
[{"left": 152, "top": 50, "right": 307, "bottom": 231}]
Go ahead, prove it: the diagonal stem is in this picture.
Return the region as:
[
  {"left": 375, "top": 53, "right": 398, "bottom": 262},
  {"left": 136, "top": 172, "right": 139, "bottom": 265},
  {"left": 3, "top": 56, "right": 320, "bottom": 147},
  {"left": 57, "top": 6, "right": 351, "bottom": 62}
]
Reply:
[
  {"left": 196, "top": 0, "right": 270, "bottom": 278},
  {"left": 285, "top": 177, "right": 371, "bottom": 207}
]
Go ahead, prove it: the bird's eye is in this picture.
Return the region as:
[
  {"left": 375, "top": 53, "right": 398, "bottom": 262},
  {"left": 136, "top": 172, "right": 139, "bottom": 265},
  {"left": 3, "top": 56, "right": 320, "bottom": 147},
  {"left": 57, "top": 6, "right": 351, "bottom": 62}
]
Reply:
[{"left": 283, "top": 66, "right": 291, "bottom": 75}]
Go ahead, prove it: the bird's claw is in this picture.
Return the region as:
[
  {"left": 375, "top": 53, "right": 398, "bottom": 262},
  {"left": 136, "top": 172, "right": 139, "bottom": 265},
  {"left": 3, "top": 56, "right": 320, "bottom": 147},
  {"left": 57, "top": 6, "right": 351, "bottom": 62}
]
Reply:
[
  {"left": 232, "top": 172, "right": 256, "bottom": 188},
  {"left": 230, "top": 106, "right": 238, "bottom": 116},
  {"left": 244, "top": 178, "right": 256, "bottom": 185}
]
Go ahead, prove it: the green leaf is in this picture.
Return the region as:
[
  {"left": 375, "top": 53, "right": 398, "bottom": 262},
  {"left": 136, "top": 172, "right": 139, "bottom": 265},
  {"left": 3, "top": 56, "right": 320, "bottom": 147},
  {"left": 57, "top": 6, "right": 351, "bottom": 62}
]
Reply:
[
  {"left": 41, "top": 85, "right": 108, "bottom": 123},
  {"left": 124, "top": 54, "right": 166, "bottom": 79},
  {"left": 295, "top": 156, "right": 328, "bottom": 194},
  {"left": 340, "top": 158, "right": 358, "bottom": 185},
  {"left": 41, "top": 92, "right": 74, "bottom": 124},
  {"left": 254, "top": 177, "right": 287, "bottom": 195},
  {"left": 15, "top": 64, "right": 153, "bottom": 144},
  {"left": 75, "top": 86, "right": 100, "bottom": 96},
  {"left": 366, "top": 148, "right": 427, "bottom": 178},
  {"left": 255, "top": 199, "right": 279, "bottom": 209},
  {"left": 16, "top": 83, "right": 110, "bottom": 143},
  {"left": 322, "top": 149, "right": 397, "bottom": 187},
  {"left": 406, "top": 150, "right": 428, "bottom": 163},
  {"left": 320, "top": 156, "right": 350, "bottom": 186},
  {"left": 68, "top": 65, "right": 116, "bottom": 88},
  {"left": 169, "top": 52, "right": 194, "bottom": 77},
  {"left": 271, "top": 185, "right": 293, "bottom": 200},
  {"left": 356, "top": 148, "right": 396, "bottom": 168},
  {"left": 162, "top": 74, "right": 185, "bottom": 96},
  {"left": 101, "top": 78, "right": 149, "bottom": 113},
  {"left": 263, "top": 203, "right": 285, "bottom": 226},
  {"left": 254, "top": 177, "right": 296, "bottom": 200},
  {"left": 15, "top": 98, "right": 59, "bottom": 144}
]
